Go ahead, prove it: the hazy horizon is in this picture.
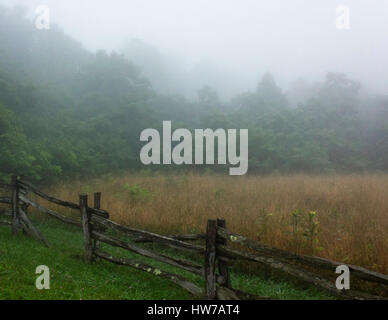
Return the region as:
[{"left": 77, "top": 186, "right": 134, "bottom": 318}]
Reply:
[{"left": 1, "top": 0, "right": 387, "bottom": 101}]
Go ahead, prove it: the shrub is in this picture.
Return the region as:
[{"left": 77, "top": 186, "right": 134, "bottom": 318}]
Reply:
[{"left": 122, "top": 183, "right": 152, "bottom": 205}]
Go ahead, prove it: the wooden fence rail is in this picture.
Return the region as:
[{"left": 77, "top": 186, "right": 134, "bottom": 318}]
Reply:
[
  {"left": 1, "top": 174, "right": 388, "bottom": 300},
  {"left": 90, "top": 214, "right": 205, "bottom": 254},
  {"left": 217, "top": 227, "right": 388, "bottom": 286}
]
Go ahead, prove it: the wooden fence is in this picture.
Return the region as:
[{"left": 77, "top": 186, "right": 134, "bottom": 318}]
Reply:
[{"left": 1, "top": 175, "right": 388, "bottom": 300}]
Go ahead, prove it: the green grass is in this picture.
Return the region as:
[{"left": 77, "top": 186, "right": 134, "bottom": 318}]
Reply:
[{"left": 0, "top": 214, "right": 334, "bottom": 300}]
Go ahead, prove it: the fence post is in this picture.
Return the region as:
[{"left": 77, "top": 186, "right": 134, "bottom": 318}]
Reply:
[
  {"left": 93, "top": 192, "right": 101, "bottom": 250},
  {"left": 19, "top": 175, "right": 28, "bottom": 228},
  {"left": 80, "top": 194, "right": 93, "bottom": 263},
  {"left": 94, "top": 192, "right": 101, "bottom": 210},
  {"left": 217, "top": 219, "right": 231, "bottom": 288},
  {"left": 205, "top": 219, "right": 217, "bottom": 299},
  {"left": 11, "top": 175, "right": 20, "bottom": 236}
]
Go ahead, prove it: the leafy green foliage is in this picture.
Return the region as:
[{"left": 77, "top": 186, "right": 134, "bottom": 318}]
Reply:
[
  {"left": 0, "top": 8, "right": 387, "bottom": 182},
  {"left": 122, "top": 183, "right": 153, "bottom": 205}
]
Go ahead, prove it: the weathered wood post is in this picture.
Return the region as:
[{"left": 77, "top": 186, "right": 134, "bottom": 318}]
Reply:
[
  {"left": 217, "top": 219, "right": 231, "bottom": 288},
  {"left": 205, "top": 219, "right": 217, "bottom": 299},
  {"left": 94, "top": 192, "right": 101, "bottom": 210},
  {"left": 93, "top": 192, "right": 101, "bottom": 250},
  {"left": 19, "top": 175, "right": 27, "bottom": 235},
  {"left": 80, "top": 194, "right": 93, "bottom": 263},
  {"left": 11, "top": 175, "right": 20, "bottom": 236},
  {"left": 12, "top": 174, "right": 50, "bottom": 246}
]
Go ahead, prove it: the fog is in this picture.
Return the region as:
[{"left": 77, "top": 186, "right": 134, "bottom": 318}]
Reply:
[{"left": 1, "top": 0, "right": 388, "bottom": 100}]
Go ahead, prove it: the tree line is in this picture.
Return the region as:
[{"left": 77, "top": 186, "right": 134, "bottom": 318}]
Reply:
[{"left": 0, "top": 7, "right": 387, "bottom": 182}]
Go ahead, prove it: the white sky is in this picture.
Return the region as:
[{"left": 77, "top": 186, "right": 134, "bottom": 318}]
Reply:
[{"left": 1, "top": 0, "right": 388, "bottom": 96}]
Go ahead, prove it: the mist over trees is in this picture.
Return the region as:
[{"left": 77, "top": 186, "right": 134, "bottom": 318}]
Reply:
[{"left": 1, "top": 6, "right": 388, "bottom": 182}]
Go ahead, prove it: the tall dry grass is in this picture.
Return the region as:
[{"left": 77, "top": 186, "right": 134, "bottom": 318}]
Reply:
[{"left": 44, "top": 173, "right": 388, "bottom": 274}]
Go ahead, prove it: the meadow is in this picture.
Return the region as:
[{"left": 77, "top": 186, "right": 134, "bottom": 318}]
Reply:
[
  {"left": 0, "top": 208, "right": 331, "bottom": 300},
  {"left": 45, "top": 172, "right": 388, "bottom": 275}
]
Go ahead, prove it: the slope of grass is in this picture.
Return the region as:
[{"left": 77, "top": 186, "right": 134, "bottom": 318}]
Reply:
[{"left": 0, "top": 214, "right": 333, "bottom": 300}]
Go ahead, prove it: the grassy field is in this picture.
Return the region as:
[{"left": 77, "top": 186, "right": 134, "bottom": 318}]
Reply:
[
  {"left": 2, "top": 172, "right": 388, "bottom": 299},
  {"left": 0, "top": 214, "right": 332, "bottom": 300},
  {"left": 46, "top": 172, "right": 388, "bottom": 275}
]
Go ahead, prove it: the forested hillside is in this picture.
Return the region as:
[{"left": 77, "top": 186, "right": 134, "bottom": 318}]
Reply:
[{"left": 1, "top": 6, "right": 388, "bottom": 182}]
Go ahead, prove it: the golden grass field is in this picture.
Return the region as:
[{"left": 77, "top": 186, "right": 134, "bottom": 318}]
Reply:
[{"left": 45, "top": 172, "right": 388, "bottom": 275}]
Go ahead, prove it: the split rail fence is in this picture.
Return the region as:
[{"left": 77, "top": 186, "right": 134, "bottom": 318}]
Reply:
[{"left": 1, "top": 175, "right": 388, "bottom": 300}]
